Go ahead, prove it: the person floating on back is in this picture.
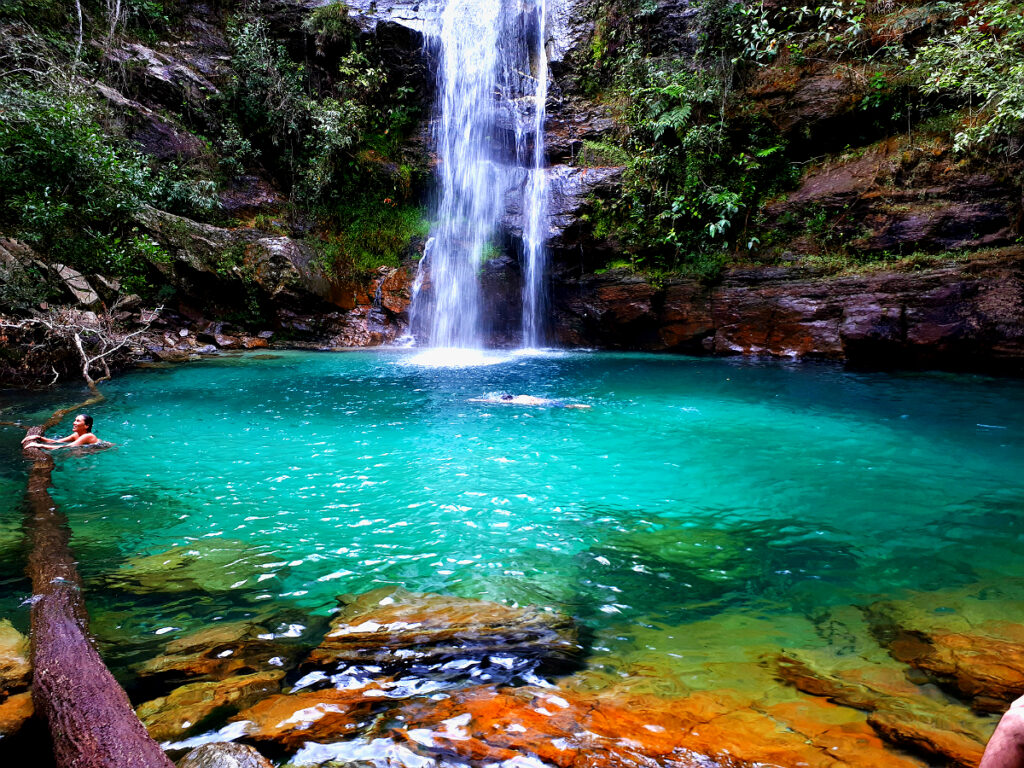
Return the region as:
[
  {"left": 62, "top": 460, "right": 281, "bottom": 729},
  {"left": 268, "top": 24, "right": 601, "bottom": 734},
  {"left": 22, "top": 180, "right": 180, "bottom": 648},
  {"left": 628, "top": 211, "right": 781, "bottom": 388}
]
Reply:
[
  {"left": 22, "top": 414, "right": 100, "bottom": 450},
  {"left": 470, "top": 394, "right": 591, "bottom": 409}
]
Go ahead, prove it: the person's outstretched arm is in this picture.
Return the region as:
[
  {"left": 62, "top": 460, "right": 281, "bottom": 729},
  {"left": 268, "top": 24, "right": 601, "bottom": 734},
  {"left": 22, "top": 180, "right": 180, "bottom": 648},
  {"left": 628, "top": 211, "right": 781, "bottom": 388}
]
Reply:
[{"left": 981, "top": 696, "right": 1024, "bottom": 768}]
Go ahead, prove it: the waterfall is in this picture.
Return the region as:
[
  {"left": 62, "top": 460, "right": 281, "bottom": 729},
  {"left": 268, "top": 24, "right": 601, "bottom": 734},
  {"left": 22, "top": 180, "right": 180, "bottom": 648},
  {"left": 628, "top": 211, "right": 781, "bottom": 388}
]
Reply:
[
  {"left": 410, "top": 0, "right": 551, "bottom": 350},
  {"left": 519, "top": 0, "right": 549, "bottom": 349}
]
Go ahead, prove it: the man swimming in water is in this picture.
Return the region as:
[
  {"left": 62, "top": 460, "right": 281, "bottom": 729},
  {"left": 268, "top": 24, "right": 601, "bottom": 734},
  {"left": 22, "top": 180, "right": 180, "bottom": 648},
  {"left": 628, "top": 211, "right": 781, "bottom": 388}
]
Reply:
[
  {"left": 470, "top": 394, "right": 591, "bottom": 409},
  {"left": 21, "top": 414, "right": 100, "bottom": 450}
]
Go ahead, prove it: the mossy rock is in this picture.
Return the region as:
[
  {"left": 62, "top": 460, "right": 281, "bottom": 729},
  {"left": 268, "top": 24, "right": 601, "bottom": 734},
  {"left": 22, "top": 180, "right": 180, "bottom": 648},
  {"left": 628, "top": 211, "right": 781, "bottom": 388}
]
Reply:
[{"left": 104, "top": 539, "right": 286, "bottom": 594}]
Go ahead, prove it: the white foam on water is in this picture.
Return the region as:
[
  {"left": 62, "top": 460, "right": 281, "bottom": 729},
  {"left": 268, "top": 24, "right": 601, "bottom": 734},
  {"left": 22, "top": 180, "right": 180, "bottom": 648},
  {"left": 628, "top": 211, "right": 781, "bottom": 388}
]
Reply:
[
  {"left": 402, "top": 348, "right": 513, "bottom": 368},
  {"left": 161, "top": 720, "right": 252, "bottom": 750},
  {"left": 290, "top": 738, "right": 437, "bottom": 768}
]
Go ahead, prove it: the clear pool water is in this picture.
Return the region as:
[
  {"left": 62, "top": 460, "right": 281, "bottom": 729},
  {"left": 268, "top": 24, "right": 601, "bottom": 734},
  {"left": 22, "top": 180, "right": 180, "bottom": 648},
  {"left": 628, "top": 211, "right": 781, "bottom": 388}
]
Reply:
[{"left": 1, "top": 349, "right": 1023, "bottom": 691}]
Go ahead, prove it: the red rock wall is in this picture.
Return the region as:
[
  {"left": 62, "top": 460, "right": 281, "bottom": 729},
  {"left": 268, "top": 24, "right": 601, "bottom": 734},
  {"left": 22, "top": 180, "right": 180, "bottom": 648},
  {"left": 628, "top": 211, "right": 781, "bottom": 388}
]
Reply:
[{"left": 552, "top": 249, "right": 1024, "bottom": 371}]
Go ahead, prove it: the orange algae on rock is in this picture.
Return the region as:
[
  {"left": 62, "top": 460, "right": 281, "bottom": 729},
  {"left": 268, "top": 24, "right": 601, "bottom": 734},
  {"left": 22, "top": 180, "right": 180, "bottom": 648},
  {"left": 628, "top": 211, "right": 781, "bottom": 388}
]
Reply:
[
  {"left": 136, "top": 670, "right": 284, "bottom": 742},
  {"left": 379, "top": 683, "right": 928, "bottom": 768},
  {"left": 868, "top": 591, "right": 1024, "bottom": 711},
  {"left": 136, "top": 620, "right": 299, "bottom": 684},
  {"left": 0, "top": 692, "right": 33, "bottom": 737},
  {"left": 888, "top": 630, "right": 1024, "bottom": 711},
  {"left": 231, "top": 685, "right": 389, "bottom": 749}
]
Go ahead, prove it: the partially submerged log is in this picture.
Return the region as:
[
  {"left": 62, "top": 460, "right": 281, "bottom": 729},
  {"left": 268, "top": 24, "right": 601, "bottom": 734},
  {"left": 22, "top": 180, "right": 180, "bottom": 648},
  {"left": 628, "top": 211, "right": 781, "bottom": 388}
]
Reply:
[{"left": 24, "top": 427, "right": 174, "bottom": 768}]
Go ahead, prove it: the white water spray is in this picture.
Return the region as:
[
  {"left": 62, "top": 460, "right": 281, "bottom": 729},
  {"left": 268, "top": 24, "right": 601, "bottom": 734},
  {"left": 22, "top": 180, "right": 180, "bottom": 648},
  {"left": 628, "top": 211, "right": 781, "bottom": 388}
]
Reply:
[
  {"left": 410, "top": 0, "right": 552, "bottom": 351},
  {"left": 519, "top": 0, "right": 550, "bottom": 349}
]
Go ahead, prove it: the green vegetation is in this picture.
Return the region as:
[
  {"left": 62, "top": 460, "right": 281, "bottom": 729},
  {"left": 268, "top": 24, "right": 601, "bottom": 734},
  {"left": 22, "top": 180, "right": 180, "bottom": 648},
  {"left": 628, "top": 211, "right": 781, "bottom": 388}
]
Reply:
[
  {"left": 574, "top": 0, "right": 1024, "bottom": 277},
  {"left": 0, "top": 0, "right": 427, "bottom": 315},
  {"left": 573, "top": 0, "right": 792, "bottom": 277},
  {"left": 0, "top": 79, "right": 172, "bottom": 295},
  {"left": 3, "top": 0, "right": 1020, "bottom": 311},
  {"left": 219, "top": 3, "right": 426, "bottom": 278},
  {"left": 312, "top": 201, "right": 429, "bottom": 279},
  {"left": 800, "top": 246, "right": 981, "bottom": 276},
  {"left": 910, "top": 0, "right": 1024, "bottom": 151}
]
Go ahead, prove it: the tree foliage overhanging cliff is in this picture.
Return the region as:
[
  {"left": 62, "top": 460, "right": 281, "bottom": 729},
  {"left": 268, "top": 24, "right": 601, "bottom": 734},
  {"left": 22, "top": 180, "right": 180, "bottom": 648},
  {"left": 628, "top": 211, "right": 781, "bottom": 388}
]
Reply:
[
  {"left": 571, "top": 0, "right": 1024, "bottom": 277},
  {"left": 0, "top": 0, "right": 429, "bottom": 316},
  {"left": 1, "top": 0, "right": 1022, "bottom": 309}
]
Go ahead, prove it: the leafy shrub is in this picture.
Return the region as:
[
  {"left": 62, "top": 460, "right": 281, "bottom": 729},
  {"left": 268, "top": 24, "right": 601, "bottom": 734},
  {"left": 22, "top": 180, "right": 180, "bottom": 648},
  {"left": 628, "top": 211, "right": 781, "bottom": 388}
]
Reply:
[
  {"left": 225, "top": 14, "right": 307, "bottom": 163},
  {"left": 910, "top": 0, "right": 1024, "bottom": 151},
  {"left": 0, "top": 85, "right": 158, "bottom": 272},
  {"left": 588, "top": 57, "right": 788, "bottom": 271},
  {"left": 313, "top": 200, "right": 429, "bottom": 279}
]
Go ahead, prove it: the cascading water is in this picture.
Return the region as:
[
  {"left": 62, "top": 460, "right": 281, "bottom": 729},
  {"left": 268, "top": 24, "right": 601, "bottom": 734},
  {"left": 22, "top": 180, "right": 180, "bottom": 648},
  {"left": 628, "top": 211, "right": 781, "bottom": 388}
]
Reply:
[
  {"left": 410, "top": 0, "right": 551, "bottom": 351},
  {"left": 518, "top": 0, "right": 550, "bottom": 349}
]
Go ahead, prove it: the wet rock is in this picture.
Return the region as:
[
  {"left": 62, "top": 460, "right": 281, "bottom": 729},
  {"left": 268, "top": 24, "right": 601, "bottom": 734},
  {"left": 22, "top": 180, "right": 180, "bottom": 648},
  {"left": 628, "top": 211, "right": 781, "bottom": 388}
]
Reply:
[
  {"left": 153, "top": 348, "right": 196, "bottom": 363},
  {"left": 0, "top": 620, "right": 30, "bottom": 691},
  {"left": 502, "top": 165, "right": 624, "bottom": 253},
  {"left": 104, "top": 43, "right": 219, "bottom": 116},
  {"left": 219, "top": 176, "right": 286, "bottom": 218},
  {"left": 388, "top": 685, "right": 714, "bottom": 767},
  {"left": 386, "top": 681, "right": 923, "bottom": 768},
  {"left": 552, "top": 249, "right": 1024, "bottom": 371},
  {"left": 771, "top": 603, "right": 995, "bottom": 766},
  {"left": 0, "top": 619, "right": 31, "bottom": 737},
  {"left": 177, "top": 741, "right": 274, "bottom": 768},
  {"left": 546, "top": 0, "right": 594, "bottom": 64},
  {"left": 105, "top": 539, "right": 287, "bottom": 595},
  {"left": 0, "top": 692, "right": 33, "bottom": 737},
  {"left": 345, "top": 0, "right": 433, "bottom": 36},
  {"left": 776, "top": 652, "right": 991, "bottom": 765},
  {"left": 868, "top": 710, "right": 986, "bottom": 768},
  {"left": 137, "top": 620, "right": 298, "bottom": 684},
  {"left": 763, "top": 138, "right": 1017, "bottom": 254},
  {"left": 138, "top": 671, "right": 284, "bottom": 742},
  {"left": 230, "top": 686, "right": 386, "bottom": 749},
  {"left": 544, "top": 95, "right": 618, "bottom": 163},
  {"left": 888, "top": 630, "right": 1024, "bottom": 712},
  {"left": 306, "top": 586, "right": 581, "bottom": 670},
  {"left": 369, "top": 266, "right": 413, "bottom": 318},
  {"left": 134, "top": 207, "right": 368, "bottom": 321},
  {"left": 867, "top": 592, "right": 1024, "bottom": 711}
]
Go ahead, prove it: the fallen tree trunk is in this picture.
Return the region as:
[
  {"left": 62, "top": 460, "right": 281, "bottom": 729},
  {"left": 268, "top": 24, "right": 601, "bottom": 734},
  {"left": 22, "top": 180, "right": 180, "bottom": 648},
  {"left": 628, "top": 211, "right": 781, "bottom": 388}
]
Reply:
[{"left": 24, "top": 424, "right": 175, "bottom": 768}]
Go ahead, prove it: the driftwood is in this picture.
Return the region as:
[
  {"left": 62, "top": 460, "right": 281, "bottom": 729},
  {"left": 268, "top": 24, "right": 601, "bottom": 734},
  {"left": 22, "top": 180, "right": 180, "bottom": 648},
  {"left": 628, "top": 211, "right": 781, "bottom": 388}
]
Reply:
[{"left": 23, "top": 410, "right": 174, "bottom": 767}]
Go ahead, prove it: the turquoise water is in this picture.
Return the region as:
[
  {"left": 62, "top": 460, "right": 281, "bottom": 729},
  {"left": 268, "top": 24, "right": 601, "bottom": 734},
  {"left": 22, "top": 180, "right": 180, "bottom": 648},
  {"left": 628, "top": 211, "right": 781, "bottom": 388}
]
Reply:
[{"left": 1, "top": 349, "right": 1023, "bottom": 683}]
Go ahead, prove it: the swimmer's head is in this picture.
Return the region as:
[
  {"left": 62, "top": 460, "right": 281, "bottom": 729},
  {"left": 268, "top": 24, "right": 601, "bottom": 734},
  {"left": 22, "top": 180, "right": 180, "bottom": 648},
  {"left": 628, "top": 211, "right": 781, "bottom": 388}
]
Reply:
[
  {"left": 500, "top": 394, "right": 513, "bottom": 401},
  {"left": 74, "top": 414, "right": 93, "bottom": 433}
]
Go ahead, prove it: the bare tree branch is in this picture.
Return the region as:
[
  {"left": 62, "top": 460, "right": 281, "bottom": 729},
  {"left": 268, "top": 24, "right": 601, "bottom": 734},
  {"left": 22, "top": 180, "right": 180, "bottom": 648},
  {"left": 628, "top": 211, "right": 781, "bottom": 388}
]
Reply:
[{"left": 0, "top": 303, "right": 162, "bottom": 391}]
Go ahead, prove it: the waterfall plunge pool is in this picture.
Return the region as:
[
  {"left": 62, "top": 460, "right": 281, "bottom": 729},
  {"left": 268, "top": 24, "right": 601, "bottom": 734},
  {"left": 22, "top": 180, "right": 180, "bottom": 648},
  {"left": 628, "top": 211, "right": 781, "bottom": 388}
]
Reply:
[{"left": 2, "top": 349, "right": 1022, "bottom": 763}]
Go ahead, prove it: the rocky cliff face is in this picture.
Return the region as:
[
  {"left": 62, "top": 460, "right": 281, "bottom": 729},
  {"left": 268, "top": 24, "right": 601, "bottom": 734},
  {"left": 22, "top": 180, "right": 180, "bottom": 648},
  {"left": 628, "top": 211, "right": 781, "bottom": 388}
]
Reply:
[
  {"left": 552, "top": 249, "right": 1024, "bottom": 372},
  {"left": 4, "top": 0, "right": 1022, "bottom": 381}
]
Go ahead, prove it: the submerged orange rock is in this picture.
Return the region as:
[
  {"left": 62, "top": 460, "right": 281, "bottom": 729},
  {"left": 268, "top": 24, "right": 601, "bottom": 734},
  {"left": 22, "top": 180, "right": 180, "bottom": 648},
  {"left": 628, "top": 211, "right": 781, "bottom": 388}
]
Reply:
[
  {"left": 231, "top": 685, "right": 389, "bottom": 748},
  {"left": 136, "top": 620, "right": 298, "bottom": 684},
  {"left": 888, "top": 629, "right": 1024, "bottom": 712},
  {"left": 0, "top": 692, "right": 33, "bottom": 738},
  {"left": 383, "top": 683, "right": 927, "bottom": 768},
  {"left": 307, "top": 586, "right": 580, "bottom": 669},
  {"left": 868, "top": 593, "right": 1024, "bottom": 711},
  {"left": 137, "top": 670, "right": 284, "bottom": 742}
]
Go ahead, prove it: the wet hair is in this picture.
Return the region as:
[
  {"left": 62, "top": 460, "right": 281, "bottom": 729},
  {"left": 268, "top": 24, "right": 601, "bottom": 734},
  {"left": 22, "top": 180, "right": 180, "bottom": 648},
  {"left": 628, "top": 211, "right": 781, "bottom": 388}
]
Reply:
[
  {"left": 501, "top": 394, "right": 513, "bottom": 401},
  {"left": 80, "top": 414, "right": 93, "bottom": 431}
]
